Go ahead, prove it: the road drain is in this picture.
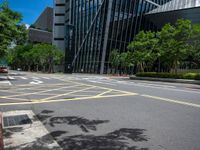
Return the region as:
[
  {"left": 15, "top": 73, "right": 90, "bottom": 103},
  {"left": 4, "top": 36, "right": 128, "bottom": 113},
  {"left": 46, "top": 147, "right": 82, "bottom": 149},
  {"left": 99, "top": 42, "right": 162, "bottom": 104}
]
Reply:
[{"left": 3, "top": 114, "right": 32, "bottom": 127}]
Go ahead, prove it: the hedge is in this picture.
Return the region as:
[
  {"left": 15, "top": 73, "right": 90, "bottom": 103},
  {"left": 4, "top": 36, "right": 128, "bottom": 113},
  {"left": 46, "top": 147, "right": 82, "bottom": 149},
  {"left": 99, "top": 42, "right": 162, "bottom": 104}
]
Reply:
[{"left": 136, "top": 72, "right": 200, "bottom": 80}]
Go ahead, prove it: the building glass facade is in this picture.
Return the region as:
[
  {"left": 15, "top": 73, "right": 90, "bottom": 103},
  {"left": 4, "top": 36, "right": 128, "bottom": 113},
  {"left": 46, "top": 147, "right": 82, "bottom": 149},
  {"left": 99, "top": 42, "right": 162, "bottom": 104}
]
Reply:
[{"left": 53, "top": 0, "right": 200, "bottom": 74}]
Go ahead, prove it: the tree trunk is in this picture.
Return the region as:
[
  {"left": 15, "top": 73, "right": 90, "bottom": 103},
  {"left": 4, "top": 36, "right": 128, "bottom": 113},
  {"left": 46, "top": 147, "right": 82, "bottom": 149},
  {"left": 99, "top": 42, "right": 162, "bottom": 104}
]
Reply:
[
  {"left": 48, "top": 64, "right": 51, "bottom": 73},
  {"left": 28, "top": 65, "right": 31, "bottom": 72},
  {"left": 48, "top": 63, "right": 53, "bottom": 73},
  {"left": 175, "top": 60, "right": 178, "bottom": 74},
  {"left": 158, "top": 58, "right": 161, "bottom": 72},
  {"left": 138, "top": 63, "right": 144, "bottom": 72},
  {"left": 43, "top": 65, "right": 46, "bottom": 72},
  {"left": 36, "top": 65, "right": 39, "bottom": 72},
  {"left": 52, "top": 64, "right": 54, "bottom": 73}
]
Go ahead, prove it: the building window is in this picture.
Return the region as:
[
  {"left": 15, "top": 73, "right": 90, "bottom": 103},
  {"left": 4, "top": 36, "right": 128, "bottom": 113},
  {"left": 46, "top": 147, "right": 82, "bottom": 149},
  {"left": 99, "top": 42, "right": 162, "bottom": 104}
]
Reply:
[
  {"left": 55, "top": 13, "right": 65, "bottom": 16},
  {"left": 54, "top": 38, "right": 64, "bottom": 40},
  {"left": 55, "top": 4, "right": 65, "bottom": 6},
  {"left": 55, "top": 23, "right": 65, "bottom": 26}
]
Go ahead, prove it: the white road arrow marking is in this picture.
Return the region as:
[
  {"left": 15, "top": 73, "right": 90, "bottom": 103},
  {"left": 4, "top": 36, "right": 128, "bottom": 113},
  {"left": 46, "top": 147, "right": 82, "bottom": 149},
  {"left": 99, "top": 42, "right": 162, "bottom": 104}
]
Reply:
[
  {"left": 20, "top": 77, "right": 27, "bottom": 80},
  {"left": 7, "top": 76, "right": 15, "bottom": 80},
  {"left": 42, "top": 77, "right": 50, "bottom": 80},
  {"left": 30, "top": 79, "right": 43, "bottom": 85}
]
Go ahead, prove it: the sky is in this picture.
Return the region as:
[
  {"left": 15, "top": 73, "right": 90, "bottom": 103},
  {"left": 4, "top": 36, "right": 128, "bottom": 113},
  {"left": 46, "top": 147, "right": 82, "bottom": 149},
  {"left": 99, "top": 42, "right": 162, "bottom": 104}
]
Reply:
[{"left": 0, "top": 0, "right": 53, "bottom": 27}]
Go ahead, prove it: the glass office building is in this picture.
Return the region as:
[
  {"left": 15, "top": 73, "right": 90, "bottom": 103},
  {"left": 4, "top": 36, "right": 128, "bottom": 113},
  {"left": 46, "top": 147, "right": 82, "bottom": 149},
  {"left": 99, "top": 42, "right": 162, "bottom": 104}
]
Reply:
[{"left": 53, "top": 0, "right": 200, "bottom": 74}]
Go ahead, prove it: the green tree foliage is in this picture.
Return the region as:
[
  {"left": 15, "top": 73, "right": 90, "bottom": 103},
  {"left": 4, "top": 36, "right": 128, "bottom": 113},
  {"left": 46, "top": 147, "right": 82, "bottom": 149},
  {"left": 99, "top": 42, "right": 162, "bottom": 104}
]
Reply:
[
  {"left": 30, "top": 44, "right": 64, "bottom": 73},
  {"left": 0, "top": 1, "right": 27, "bottom": 58},
  {"left": 119, "top": 51, "right": 134, "bottom": 74},
  {"left": 158, "top": 20, "right": 192, "bottom": 73},
  {"left": 8, "top": 44, "right": 64, "bottom": 73},
  {"left": 7, "top": 44, "right": 33, "bottom": 70},
  {"left": 126, "top": 19, "right": 200, "bottom": 74},
  {"left": 128, "top": 31, "right": 158, "bottom": 72},
  {"left": 109, "top": 49, "right": 120, "bottom": 73},
  {"left": 190, "top": 25, "right": 200, "bottom": 67}
]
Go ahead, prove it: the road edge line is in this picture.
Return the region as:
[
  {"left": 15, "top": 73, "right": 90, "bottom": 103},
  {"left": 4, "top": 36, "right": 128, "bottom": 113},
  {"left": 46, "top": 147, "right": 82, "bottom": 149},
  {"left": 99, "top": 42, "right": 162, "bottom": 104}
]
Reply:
[{"left": 141, "top": 94, "right": 200, "bottom": 108}]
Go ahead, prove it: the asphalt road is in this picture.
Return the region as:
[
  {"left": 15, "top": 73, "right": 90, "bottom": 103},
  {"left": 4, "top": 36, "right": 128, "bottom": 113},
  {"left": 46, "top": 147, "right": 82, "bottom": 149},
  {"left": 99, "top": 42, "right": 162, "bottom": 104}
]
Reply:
[{"left": 0, "top": 71, "right": 200, "bottom": 150}]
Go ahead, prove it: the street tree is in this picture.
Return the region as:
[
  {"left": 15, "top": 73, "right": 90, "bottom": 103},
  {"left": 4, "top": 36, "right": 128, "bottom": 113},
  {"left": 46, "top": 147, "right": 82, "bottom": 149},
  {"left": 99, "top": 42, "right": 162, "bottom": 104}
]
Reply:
[
  {"left": 109, "top": 49, "right": 120, "bottom": 74},
  {"left": 189, "top": 25, "right": 200, "bottom": 67},
  {"left": 0, "top": 1, "right": 27, "bottom": 58},
  {"left": 7, "top": 44, "right": 33, "bottom": 70},
  {"left": 158, "top": 19, "right": 192, "bottom": 73},
  {"left": 119, "top": 51, "right": 134, "bottom": 74},
  {"left": 128, "top": 31, "right": 159, "bottom": 72},
  {"left": 30, "top": 44, "right": 64, "bottom": 73}
]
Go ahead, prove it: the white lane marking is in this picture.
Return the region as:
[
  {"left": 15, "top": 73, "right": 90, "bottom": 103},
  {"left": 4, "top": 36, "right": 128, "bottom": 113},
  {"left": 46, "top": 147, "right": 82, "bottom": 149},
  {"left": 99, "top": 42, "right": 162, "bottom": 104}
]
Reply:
[
  {"left": 30, "top": 80, "right": 43, "bottom": 85},
  {"left": 142, "top": 94, "right": 200, "bottom": 108},
  {"left": 7, "top": 76, "right": 15, "bottom": 80},
  {"left": 115, "top": 80, "right": 176, "bottom": 88},
  {"left": 110, "top": 79, "right": 200, "bottom": 94},
  {"left": 32, "top": 77, "right": 40, "bottom": 80},
  {"left": 20, "top": 76, "right": 27, "bottom": 80},
  {"left": 134, "top": 83, "right": 200, "bottom": 94},
  {"left": 136, "top": 83, "right": 176, "bottom": 88},
  {"left": 0, "top": 81, "right": 12, "bottom": 85},
  {"left": 42, "top": 77, "right": 50, "bottom": 80}
]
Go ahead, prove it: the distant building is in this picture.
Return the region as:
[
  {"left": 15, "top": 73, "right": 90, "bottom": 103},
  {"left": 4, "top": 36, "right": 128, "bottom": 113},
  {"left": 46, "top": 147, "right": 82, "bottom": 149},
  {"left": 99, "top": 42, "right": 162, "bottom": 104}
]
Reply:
[
  {"left": 28, "top": 7, "right": 53, "bottom": 44},
  {"left": 53, "top": 0, "right": 200, "bottom": 74}
]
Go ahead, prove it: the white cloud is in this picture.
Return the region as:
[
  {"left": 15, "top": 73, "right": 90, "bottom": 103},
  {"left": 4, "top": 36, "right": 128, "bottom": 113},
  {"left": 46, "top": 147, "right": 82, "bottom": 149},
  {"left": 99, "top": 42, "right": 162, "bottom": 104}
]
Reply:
[{"left": 25, "top": 24, "right": 30, "bottom": 29}]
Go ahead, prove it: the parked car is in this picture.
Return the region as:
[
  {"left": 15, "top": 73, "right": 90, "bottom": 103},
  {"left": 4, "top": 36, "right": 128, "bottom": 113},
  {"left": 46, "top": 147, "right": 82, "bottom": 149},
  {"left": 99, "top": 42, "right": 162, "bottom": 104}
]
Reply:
[{"left": 0, "top": 66, "right": 8, "bottom": 74}]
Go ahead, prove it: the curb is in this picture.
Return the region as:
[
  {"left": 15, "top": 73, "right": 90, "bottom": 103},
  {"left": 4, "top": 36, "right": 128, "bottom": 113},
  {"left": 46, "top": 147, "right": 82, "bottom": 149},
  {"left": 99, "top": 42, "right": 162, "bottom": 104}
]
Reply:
[
  {"left": 130, "top": 76, "right": 200, "bottom": 85},
  {"left": 0, "top": 112, "right": 3, "bottom": 150}
]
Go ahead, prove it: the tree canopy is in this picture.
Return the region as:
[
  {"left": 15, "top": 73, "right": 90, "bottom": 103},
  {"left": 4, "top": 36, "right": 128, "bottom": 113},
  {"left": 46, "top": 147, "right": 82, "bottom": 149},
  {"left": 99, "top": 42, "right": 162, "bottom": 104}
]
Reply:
[
  {"left": 8, "top": 44, "right": 64, "bottom": 73},
  {"left": 125, "top": 19, "right": 200, "bottom": 74},
  {"left": 0, "top": 1, "right": 27, "bottom": 58}
]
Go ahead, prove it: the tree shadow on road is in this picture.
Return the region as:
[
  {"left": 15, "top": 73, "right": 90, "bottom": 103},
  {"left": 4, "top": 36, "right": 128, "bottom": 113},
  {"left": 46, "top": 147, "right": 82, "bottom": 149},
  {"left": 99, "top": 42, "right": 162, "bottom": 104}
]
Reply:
[
  {"left": 49, "top": 116, "right": 109, "bottom": 132},
  {"left": 35, "top": 110, "right": 149, "bottom": 150},
  {"left": 54, "top": 128, "right": 148, "bottom": 150}
]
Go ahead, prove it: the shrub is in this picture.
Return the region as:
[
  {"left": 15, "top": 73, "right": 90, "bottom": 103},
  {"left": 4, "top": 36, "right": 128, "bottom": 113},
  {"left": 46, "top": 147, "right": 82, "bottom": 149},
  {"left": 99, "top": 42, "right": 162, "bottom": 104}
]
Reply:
[
  {"left": 182, "top": 73, "right": 200, "bottom": 80},
  {"left": 136, "top": 72, "right": 200, "bottom": 80}
]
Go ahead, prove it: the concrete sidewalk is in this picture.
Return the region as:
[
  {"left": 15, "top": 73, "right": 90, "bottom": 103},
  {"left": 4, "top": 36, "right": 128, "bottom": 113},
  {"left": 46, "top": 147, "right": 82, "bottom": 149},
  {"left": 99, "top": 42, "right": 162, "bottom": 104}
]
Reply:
[
  {"left": 130, "top": 76, "right": 200, "bottom": 85},
  {"left": 3, "top": 110, "right": 61, "bottom": 150}
]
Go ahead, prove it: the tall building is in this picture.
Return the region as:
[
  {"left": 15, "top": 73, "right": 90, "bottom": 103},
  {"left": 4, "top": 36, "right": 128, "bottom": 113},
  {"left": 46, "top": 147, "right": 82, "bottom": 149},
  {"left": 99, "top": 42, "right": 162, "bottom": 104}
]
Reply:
[
  {"left": 29, "top": 7, "right": 53, "bottom": 44},
  {"left": 53, "top": 0, "right": 200, "bottom": 74}
]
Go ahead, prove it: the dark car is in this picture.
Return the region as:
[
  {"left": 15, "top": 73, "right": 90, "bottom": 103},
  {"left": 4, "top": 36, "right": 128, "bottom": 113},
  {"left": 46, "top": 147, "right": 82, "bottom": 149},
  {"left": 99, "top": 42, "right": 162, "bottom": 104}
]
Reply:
[{"left": 0, "top": 66, "right": 8, "bottom": 74}]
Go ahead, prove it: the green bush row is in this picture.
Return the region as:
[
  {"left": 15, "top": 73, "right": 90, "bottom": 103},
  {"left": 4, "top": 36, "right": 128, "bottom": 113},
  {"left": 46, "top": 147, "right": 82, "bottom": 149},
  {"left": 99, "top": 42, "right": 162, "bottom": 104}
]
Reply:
[{"left": 136, "top": 72, "right": 200, "bottom": 80}]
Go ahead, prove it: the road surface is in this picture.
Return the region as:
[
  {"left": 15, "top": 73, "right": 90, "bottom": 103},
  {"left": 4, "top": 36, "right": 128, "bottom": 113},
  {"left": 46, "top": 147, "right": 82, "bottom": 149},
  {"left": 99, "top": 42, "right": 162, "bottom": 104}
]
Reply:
[{"left": 0, "top": 71, "right": 200, "bottom": 150}]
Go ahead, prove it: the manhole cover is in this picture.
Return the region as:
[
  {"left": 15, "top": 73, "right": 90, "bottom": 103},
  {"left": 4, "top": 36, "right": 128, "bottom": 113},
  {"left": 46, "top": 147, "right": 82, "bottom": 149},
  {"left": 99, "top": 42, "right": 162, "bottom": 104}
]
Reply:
[{"left": 3, "top": 114, "right": 32, "bottom": 127}]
